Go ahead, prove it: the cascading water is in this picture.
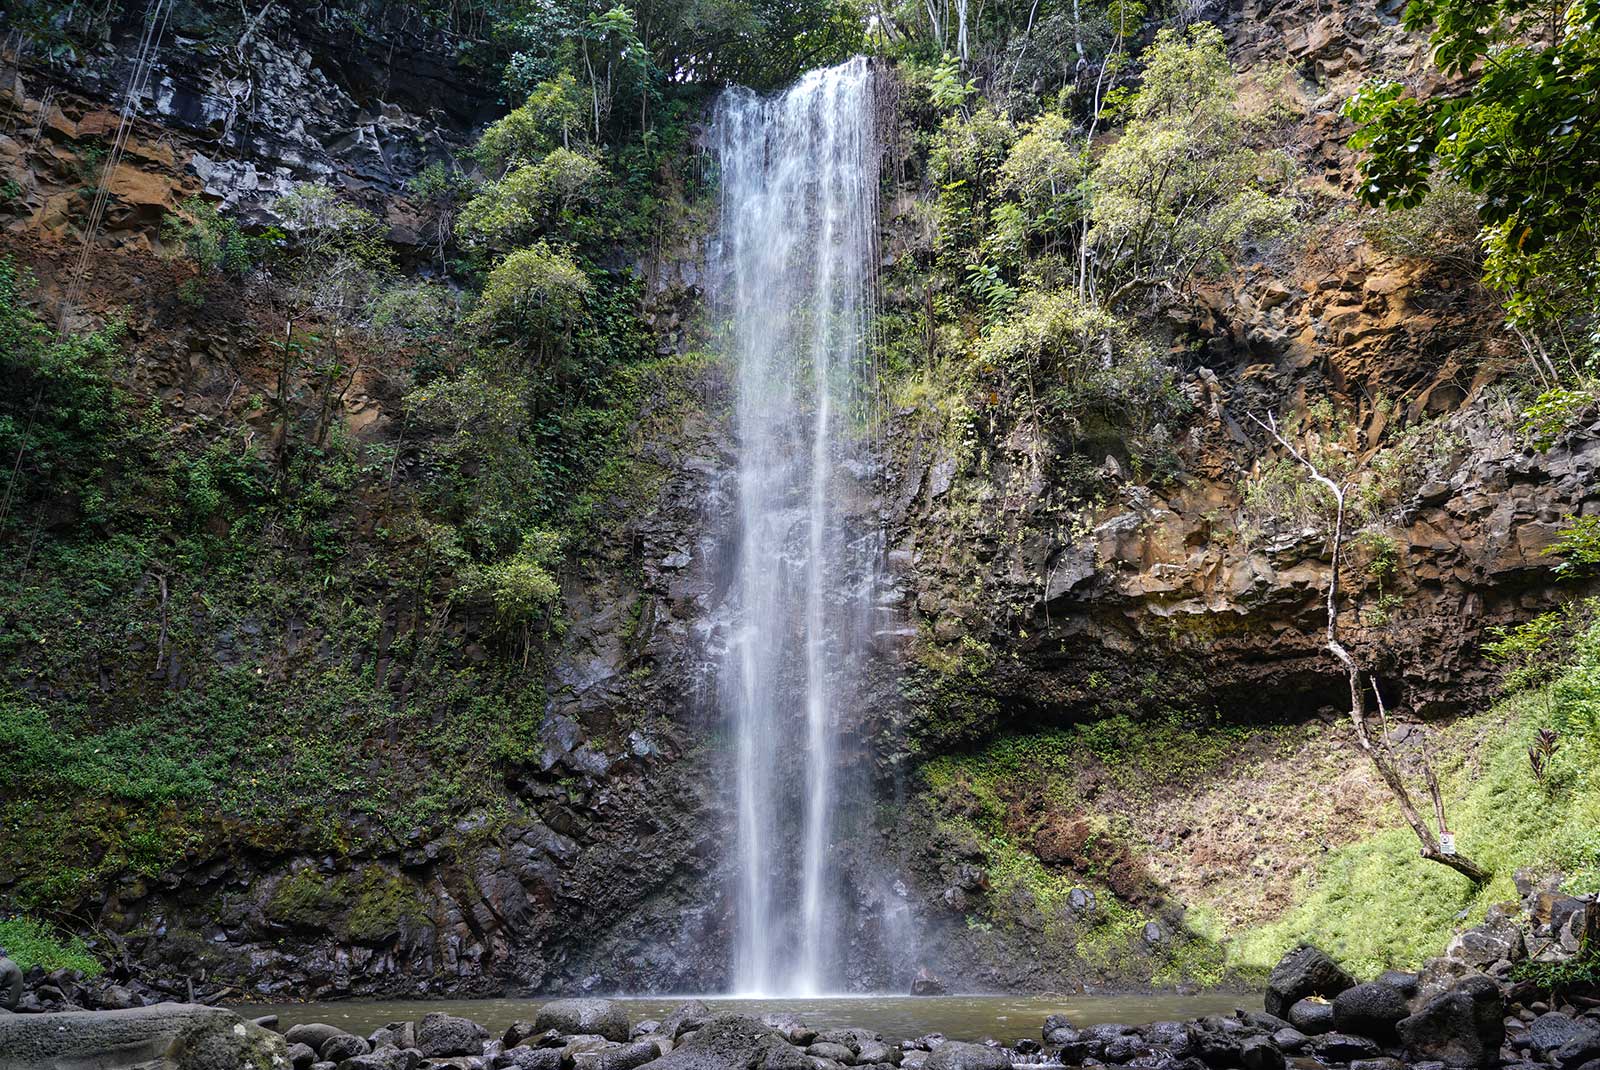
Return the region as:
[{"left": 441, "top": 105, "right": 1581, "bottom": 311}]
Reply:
[{"left": 710, "top": 57, "right": 882, "bottom": 997}]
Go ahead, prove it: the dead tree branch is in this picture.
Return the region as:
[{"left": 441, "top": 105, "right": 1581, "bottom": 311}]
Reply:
[{"left": 1248, "top": 411, "right": 1489, "bottom": 885}]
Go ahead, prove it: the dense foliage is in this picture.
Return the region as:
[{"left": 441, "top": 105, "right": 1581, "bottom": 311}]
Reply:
[
  {"left": 882, "top": 21, "right": 1295, "bottom": 490},
  {"left": 1346, "top": 0, "right": 1600, "bottom": 375}
]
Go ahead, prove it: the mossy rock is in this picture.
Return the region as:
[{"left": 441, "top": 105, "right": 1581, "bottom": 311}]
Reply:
[
  {"left": 346, "top": 865, "right": 427, "bottom": 943},
  {"left": 265, "top": 868, "right": 351, "bottom": 931}
]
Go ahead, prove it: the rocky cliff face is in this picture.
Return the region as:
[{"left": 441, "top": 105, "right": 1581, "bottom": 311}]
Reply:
[
  {"left": 2, "top": 0, "right": 1596, "bottom": 999},
  {"left": 0, "top": 2, "right": 742, "bottom": 998}
]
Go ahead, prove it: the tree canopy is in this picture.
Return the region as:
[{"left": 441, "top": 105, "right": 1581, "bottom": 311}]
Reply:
[{"left": 1345, "top": 0, "right": 1600, "bottom": 332}]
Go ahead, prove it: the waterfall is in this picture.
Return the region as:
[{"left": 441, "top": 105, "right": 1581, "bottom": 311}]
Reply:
[{"left": 710, "top": 57, "right": 881, "bottom": 997}]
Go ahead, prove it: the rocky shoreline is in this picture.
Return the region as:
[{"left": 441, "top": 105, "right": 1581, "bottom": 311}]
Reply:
[{"left": 2, "top": 877, "right": 1595, "bottom": 1070}]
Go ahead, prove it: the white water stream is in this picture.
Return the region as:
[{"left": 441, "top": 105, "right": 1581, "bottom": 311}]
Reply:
[{"left": 710, "top": 58, "right": 881, "bottom": 997}]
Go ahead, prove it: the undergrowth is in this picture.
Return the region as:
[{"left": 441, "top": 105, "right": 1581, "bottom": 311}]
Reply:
[
  {"left": 1232, "top": 614, "right": 1600, "bottom": 978},
  {"left": 0, "top": 915, "right": 102, "bottom": 976}
]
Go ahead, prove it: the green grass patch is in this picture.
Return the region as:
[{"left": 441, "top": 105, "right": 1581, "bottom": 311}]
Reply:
[
  {"left": 921, "top": 708, "right": 1266, "bottom": 816},
  {"left": 0, "top": 915, "right": 101, "bottom": 976},
  {"left": 1232, "top": 617, "right": 1600, "bottom": 978}
]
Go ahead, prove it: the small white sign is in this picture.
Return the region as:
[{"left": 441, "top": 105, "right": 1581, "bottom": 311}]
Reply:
[{"left": 1439, "top": 832, "right": 1457, "bottom": 856}]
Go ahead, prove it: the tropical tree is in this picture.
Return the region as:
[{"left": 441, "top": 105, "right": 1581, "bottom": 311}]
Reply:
[{"left": 1345, "top": 0, "right": 1600, "bottom": 371}]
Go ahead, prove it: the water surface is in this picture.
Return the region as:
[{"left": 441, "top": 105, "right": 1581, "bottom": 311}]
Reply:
[{"left": 242, "top": 993, "right": 1248, "bottom": 1042}]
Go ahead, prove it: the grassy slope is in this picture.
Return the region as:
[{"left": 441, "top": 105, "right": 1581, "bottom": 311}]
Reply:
[
  {"left": 914, "top": 609, "right": 1600, "bottom": 984},
  {"left": 1235, "top": 636, "right": 1600, "bottom": 977}
]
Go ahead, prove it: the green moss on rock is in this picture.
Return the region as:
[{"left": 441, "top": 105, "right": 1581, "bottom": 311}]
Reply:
[{"left": 346, "top": 866, "right": 427, "bottom": 943}]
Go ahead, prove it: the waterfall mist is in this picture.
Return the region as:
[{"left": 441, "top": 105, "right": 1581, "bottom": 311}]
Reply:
[{"left": 709, "top": 57, "right": 884, "bottom": 997}]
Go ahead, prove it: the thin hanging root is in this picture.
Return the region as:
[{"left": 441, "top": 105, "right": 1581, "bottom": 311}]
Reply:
[{"left": 64, "top": 0, "right": 173, "bottom": 319}]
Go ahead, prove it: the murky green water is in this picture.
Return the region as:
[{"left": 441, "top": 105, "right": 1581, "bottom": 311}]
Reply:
[{"left": 240, "top": 992, "right": 1248, "bottom": 1042}]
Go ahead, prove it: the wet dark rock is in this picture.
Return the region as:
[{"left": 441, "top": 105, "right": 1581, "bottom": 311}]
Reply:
[
  {"left": 750, "top": 1035, "right": 814, "bottom": 1070},
  {"left": 562, "top": 1034, "right": 617, "bottom": 1067},
  {"left": 0, "top": 1003, "right": 289, "bottom": 1069},
  {"left": 1526, "top": 1013, "right": 1597, "bottom": 1056},
  {"left": 373, "top": 1023, "right": 418, "bottom": 1050},
  {"left": 339, "top": 1047, "right": 423, "bottom": 1070},
  {"left": 537, "top": 1001, "right": 631, "bottom": 1044},
  {"left": 1376, "top": 970, "right": 1420, "bottom": 996},
  {"left": 1041, "top": 1016, "right": 1075, "bottom": 1046},
  {"left": 1552, "top": 1024, "right": 1600, "bottom": 1070},
  {"left": 1265, "top": 946, "right": 1356, "bottom": 1017},
  {"left": 1349, "top": 1059, "right": 1405, "bottom": 1070},
  {"left": 500, "top": 1048, "right": 565, "bottom": 1070},
  {"left": 1081, "top": 1023, "right": 1136, "bottom": 1045},
  {"left": 1145, "top": 1022, "right": 1192, "bottom": 1056},
  {"left": 290, "top": 1042, "right": 319, "bottom": 1070},
  {"left": 808, "top": 1043, "right": 857, "bottom": 1064},
  {"left": 638, "top": 1015, "right": 784, "bottom": 1070},
  {"left": 0, "top": 956, "right": 20, "bottom": 1011},
  {"left": 419, "top": 1011, "right": 491, "bottom": 1057},
  {"left": 289, "top": 1024, "right": 356, "bottom": 1053},
  {"left": 323, "top": 1033, "right": 372, "bottom": 1061},
  {"left": 1333, "top": 982, "right": 1410, "bottom": 1041},
  {"left": 1398, "top": 976, "right": 1507, "bottom": 1068},
  {"left": 759, "top": 1015, "right": 816, "bottom": 1047},
  {"left": 1238, "top": 1036, "right": 1283, "bottom": 1070},
  {"left": 1308, "top": 1032, "right": 1381, "bottom": 1061},
  {"left": 1270, "top": 1028, "right": 1306, "bottom": 1053},
  {"left": 911, "top": 969, "right": 948, "bottom": 996},
  {"left": 924, "top": 1041, "right": 1013, "bottom": 1070},
  {"left": 634, "top": 1022, "right": 663, "bottom": 1039},
  {"left": 577, "top": 1039, "right": 661, "bottom": 1070},
  {"left": 1188, "top": 1029, "right": 1241, "bottom": 1069},
  {"left": 662, "top": 1002, "right": 716, "bottom": 1041},
  {"left": 94, "top": 985, "right": 138, "bottom": 1011},
  {"left": 857, "top": 1041, "right": 900, "bottom": 1064},
  {"left": 1239, "top": 1012, "right": 1290, "bottom": 1034},
  {"left": 1103, "top": 1034, "right": 1147, "bottom": 1062},
  {"left": 1286, "top": 999, "right": 1335, "bottom": 1036}
]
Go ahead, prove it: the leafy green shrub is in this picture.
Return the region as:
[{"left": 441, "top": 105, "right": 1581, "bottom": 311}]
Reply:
[
  {"left": 457, "top": 149, "right": 605, "bottom": 249},
  {"left": 1547, "top": 517, "right": 1600, "bottom": 580},
  {"left": 275, "top": 182, "right": 395, "bottom": 319},
  {"left": 1088, "top": 23, "right": 1298, "bottom": 303},
  {"left": 997, "top": 112, "right": 1086, "bottom": 248},
  {"left": 371, "top": 281, "right": 458, "bottom": 341},
  {"left": 472, "top": 72, "right": 589, "bottom": 173},
  {"left": 0, "top": 915, "right": 101, "bottom": 976},
  {"left": 1361, "top": 175, "right": 1483, "bottom": 274},
  {"left": 1344, "top": 0, "right": 1600, "bottom": 332},
  {"left": 0, "top": 258, "right": 126, "bottom": 525},
  {"left": 470, "top": 243, "right": 593, "bottom": 340},
  {"left": 162, "top": 196, "right": 273, "bottom": 278},
  {"left": 1521, "top": 387, "right": 1597, "bottom": 452},
  {"left": 1485, "top": 610, "right": 1572, "bottom": 694},
  {"left": 975, "top": 288, "right": 1188, "bottom": 468},
  {"left": 457, "top": 528, "right": 564, "bottom": 631}
]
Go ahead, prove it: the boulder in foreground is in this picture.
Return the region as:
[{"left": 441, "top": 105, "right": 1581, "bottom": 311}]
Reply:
[
  {"left": 924, "top": 1041, "right": 1012, "bottom": 1070},
  {"left": 0, "top": 1002, "right": 288, "bottom": 1070},
  {"left": 536, "top": 999, "right": 632, "bottom": 1043},
  {"left": 1264, "top": 945, "right": 1356, "bottom": 1017}
]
